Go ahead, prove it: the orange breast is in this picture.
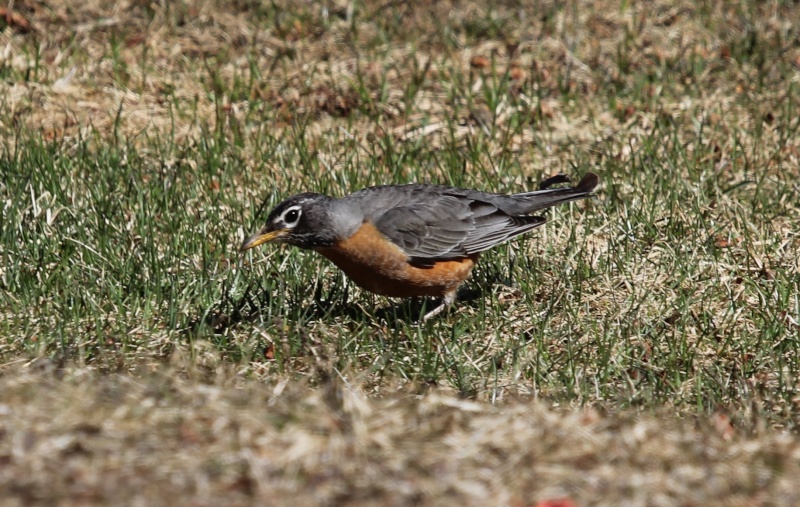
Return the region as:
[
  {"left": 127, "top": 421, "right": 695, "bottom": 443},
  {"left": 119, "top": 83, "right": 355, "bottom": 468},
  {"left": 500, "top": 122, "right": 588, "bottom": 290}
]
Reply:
[{"left": 315, "top": 222, "right": 478, "bottom": 298}]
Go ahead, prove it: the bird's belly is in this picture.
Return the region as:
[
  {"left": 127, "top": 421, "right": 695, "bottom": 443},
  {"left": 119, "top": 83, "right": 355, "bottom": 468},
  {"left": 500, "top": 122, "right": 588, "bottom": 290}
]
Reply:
[{"left": 314, "top": 223, "right": 478, "bottom": 298}]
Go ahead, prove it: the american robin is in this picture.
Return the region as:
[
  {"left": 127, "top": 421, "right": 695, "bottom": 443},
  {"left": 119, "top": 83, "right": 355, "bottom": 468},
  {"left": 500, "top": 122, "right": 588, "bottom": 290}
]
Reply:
[{"left": 241, "top": 172, "right": 599, "bottom": 320}]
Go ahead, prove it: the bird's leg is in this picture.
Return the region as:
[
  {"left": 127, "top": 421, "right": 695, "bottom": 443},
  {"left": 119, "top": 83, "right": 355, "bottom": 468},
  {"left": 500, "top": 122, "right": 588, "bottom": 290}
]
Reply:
[{"left": 421, "top": 290, "right": 457, "bottom": 322}]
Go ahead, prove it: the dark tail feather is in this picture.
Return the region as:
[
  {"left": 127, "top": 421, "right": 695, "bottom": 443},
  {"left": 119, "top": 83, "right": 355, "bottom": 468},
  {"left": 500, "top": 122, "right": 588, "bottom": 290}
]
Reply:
[
  {"left": 573, "top": 172, "right": 600, "bottom": 193},
  {"left": 538, "top": 173, "right": 571, "bottom": 190},
  {"left": 512, "top": 172, "right": 599, "bottom": 213}
]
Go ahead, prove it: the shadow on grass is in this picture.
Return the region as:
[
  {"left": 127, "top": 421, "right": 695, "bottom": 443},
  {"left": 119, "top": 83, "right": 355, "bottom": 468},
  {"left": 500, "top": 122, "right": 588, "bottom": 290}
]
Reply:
[
  {"left": 198, "top": 282, "right": 491, "bottom": 335},
  {"left": 191, "top": 256, "right": 513, "bottom": 340}
]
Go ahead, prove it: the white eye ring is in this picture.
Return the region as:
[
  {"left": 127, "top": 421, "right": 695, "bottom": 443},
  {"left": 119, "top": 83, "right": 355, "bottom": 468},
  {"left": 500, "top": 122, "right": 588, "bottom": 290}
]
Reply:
[{"left": 281, "top": 206, "right": 302, "bottom": 227}]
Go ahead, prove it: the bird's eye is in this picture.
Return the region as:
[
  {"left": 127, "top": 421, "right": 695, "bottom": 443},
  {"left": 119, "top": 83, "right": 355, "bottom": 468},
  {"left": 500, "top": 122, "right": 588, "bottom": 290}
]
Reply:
[{"left": 283, "top": 207, "right": 301, "bottom": 225}]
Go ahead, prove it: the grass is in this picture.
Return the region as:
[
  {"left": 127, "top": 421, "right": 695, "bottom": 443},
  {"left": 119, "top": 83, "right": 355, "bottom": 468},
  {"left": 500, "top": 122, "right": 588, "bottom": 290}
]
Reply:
[{"left": 1, "top": 0, "right": 800, "bottom": 504}]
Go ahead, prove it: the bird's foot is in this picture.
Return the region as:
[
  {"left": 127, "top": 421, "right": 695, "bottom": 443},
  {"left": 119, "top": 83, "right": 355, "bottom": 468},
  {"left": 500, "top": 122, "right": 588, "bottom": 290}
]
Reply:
[{"left": 420, "top": 290, "right": 457, "bottom": 322}]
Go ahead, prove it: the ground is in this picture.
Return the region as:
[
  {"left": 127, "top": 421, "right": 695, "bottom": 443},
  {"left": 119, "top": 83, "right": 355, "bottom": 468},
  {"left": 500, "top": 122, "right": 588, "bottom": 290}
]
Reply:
[{"left": 0, "top": 0, "right": 799, "bottom": 505}]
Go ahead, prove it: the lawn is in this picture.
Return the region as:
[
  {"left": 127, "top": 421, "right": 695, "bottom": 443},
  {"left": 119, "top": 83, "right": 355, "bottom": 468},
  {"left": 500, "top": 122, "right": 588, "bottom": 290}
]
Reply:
[{"left": 1, "top": 0, "right": 799, "bottom": 505}]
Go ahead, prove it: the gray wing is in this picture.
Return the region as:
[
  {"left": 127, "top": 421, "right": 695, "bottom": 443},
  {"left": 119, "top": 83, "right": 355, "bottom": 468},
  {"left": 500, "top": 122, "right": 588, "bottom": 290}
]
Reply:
[
  {"left": 351, "top": 172, "right": 598, "bottom": 263},
  {"left": 374, "top": 195, "right": 546, "bottom": 264}
]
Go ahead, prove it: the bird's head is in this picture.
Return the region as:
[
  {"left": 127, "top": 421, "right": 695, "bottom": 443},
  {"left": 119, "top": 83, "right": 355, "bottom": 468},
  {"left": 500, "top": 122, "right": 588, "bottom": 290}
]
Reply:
[{"left": 240, "top": 193, "right": 336, "bottom": 251}]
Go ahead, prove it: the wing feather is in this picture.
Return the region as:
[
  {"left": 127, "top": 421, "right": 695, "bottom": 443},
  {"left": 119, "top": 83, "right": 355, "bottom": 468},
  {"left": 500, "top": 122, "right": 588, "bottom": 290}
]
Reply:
[
  {"left": 351, "top": 173, "right": 597, "bottom": 263},
  {"left": 374, "top": 197, "right": 546, "bottom": 261}
]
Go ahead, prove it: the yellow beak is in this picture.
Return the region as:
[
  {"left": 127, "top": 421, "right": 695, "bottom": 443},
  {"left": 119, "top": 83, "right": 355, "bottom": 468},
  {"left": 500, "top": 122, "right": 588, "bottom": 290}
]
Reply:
[{"left": 240, "top": 229, "right": 288, "bottom": 251}]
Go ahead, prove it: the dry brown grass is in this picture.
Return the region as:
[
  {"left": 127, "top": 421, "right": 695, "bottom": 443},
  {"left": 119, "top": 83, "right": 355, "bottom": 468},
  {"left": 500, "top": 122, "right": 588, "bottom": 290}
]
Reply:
[
  {"left": 5, "top": 0, "right": 796, "bottom": 170},
  {"left": 2, "top": 363, "right": 799, "bottom": 506}
]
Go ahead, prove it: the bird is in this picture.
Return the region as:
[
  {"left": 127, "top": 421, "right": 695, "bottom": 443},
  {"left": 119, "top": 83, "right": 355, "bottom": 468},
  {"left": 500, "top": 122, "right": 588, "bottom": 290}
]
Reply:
[{"left": 241, "top": 172, "right": 599, "bottom": 321}]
